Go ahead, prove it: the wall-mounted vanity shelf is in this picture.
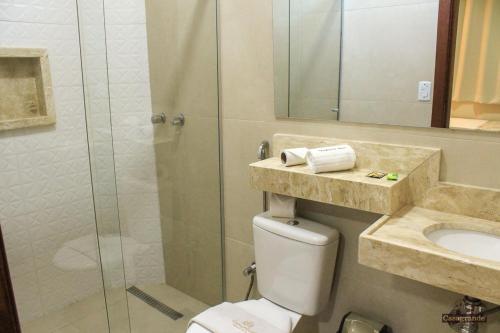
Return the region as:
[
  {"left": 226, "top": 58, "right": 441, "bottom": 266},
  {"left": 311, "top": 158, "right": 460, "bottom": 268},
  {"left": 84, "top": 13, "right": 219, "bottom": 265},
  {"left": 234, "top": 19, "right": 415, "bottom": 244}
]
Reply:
[
  {"left": 249, "top": 134, "right": 441, "bottom": 215},
  {"left": 250, "top": 158, "right": 409, "bottom": 215},
  {"left": 0, "top": 48, "right": 55, "bottom": 131}
]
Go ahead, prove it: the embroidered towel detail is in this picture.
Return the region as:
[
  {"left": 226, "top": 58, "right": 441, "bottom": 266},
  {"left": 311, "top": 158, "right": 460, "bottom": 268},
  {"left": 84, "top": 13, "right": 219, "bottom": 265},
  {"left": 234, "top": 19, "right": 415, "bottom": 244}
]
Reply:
[{"left": 188, "top": 302, "right": 291, "bottom": 333}]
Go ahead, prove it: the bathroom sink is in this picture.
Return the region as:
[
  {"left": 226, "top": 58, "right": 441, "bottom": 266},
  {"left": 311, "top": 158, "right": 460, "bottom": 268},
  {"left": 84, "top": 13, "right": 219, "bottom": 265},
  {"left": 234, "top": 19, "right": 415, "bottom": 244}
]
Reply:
[
  {"left": 359, "top": 206, "right": 500, "bottom": 304},
  {"left": 426, "top": 228, "right": 500, "bottom": 262}
]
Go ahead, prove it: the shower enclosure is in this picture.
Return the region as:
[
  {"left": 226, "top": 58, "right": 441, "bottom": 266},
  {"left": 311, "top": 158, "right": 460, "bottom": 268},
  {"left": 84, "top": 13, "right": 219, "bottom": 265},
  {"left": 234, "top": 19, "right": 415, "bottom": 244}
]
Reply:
[{"left": 0, "top": 0, "right": 222, "bottom": 332}]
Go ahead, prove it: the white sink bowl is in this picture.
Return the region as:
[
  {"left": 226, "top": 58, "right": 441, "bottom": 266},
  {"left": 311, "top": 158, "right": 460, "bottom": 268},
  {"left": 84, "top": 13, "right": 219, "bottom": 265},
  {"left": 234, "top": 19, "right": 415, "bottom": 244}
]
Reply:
[{"left": 426, "top": 229, "right": 500, "bottom": 263}]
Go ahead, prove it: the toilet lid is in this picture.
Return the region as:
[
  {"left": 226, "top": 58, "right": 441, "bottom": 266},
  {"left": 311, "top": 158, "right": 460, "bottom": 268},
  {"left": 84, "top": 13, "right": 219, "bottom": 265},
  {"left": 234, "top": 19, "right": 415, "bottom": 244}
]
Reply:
[{"left": 186, "top": 299, "right": 302, "bottom": 333}]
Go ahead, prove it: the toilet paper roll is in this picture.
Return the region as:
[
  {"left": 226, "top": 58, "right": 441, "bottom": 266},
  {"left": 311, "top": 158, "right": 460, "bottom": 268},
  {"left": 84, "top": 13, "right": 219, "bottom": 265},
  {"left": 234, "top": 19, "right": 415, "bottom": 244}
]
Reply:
[
  {"left": 269, "top": 194, "right": 296, "bottom": 218},
  {"left": 306, "top": 144, "right": 356, "bottom": 174},
  {"left": 280, "top": 148, "right": 309, "bottom": 167}
]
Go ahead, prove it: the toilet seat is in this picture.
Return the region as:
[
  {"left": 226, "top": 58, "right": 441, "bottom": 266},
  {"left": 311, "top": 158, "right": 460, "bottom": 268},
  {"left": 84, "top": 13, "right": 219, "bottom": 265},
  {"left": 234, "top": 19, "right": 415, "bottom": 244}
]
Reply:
[{"left": 187, "top": 298, "right": 302, "bottom": 333}]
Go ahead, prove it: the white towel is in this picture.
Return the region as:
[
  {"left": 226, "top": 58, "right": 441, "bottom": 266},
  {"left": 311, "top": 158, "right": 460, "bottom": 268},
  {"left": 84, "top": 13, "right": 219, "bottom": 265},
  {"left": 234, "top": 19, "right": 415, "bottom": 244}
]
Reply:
[
  {"left": 280, "top": 148, "right": 308, "bottom": 166},
  {"left": 306, "top": 144, "right": 356, "bottom": 174},
  {"left": 189, "top": 302, "right": 290, "bottom": 333}
]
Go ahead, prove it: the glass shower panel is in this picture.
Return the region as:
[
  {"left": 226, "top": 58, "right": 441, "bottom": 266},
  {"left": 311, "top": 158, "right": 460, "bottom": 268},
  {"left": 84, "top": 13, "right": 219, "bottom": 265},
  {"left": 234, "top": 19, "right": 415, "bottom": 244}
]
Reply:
[
  {"left": 146, "top": 0, "right": 222, "bottom": 303},
  {"left": 89, "top": 0, "right": 223, "bottom": 331},
  {"left": 77, "top": 0, "right": 131, "bottom": 332},
  {"left": 0, "top": 1, "right": 110, "bottom": 332}
]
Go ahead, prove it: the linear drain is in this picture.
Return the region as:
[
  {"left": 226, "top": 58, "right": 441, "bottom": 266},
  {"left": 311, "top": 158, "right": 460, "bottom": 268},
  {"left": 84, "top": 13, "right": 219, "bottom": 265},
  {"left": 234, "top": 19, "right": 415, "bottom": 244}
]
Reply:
[{"left": 127, "top": 286, "right": 184, "bottom": 320}]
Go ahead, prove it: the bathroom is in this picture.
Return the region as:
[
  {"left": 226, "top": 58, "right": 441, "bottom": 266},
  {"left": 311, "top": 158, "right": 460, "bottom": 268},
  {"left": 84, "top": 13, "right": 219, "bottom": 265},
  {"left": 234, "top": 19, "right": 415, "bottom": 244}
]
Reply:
[{"left": 0, "top": 0, "right": 499, "bottom": 332}]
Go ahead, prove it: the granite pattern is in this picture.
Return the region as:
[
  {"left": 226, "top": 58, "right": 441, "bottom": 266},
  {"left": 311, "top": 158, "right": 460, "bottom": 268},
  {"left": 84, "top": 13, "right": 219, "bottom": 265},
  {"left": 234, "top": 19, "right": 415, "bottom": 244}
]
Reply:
[
  {"left": 417, "top": 182, "right": 500, "bottom": 223},
  {"left": 250, "top": 134, "right": 440, "bottom": 215},
  {"left": 250, "top": 157, "right": 410, "bottom": 214},
  {"left": 0, "top": 48, "right": 55, "bottom": 131},
  {"left": 359, "top": 206, "right": 500, "bottom": 305}
]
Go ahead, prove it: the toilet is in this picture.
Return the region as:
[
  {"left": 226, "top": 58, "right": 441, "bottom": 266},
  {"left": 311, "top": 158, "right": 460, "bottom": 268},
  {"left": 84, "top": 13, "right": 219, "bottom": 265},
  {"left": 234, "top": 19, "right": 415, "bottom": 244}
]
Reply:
[{"left": 187, "top": 212, "right": 339, "bottom": 332}]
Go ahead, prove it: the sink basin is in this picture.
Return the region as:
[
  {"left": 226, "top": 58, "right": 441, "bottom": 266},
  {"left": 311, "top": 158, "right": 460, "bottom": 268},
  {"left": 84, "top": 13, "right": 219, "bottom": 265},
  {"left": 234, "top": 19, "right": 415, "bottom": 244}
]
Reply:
[{"left": 426, "top": 229, "right": 500, "bottom": 262}]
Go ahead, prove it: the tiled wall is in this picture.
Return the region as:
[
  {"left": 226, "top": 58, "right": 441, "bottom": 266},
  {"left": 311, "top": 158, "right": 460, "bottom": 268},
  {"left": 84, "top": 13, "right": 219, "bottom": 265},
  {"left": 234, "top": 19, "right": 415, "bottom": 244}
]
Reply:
[
  {"left": 219, "top": 0, "right": 500, "bottom": 331},
  {"left": 0, "top": 0, "right": 165, "bottom": 323},
  {"left": 0, "top": 0, "right": 104, "bottom": 322},
  {"left": 145, "top": 0, "right": 223, "bottom": 305}
]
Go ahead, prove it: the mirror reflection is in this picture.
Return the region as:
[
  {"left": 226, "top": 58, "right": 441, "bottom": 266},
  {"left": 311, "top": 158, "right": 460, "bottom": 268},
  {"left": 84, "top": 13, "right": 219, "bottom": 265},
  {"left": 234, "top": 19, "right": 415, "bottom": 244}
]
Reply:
[
  {"left": 449, "top": 0, "right": 500, "bottom": 132},
  {"left": 273, "top": 0, "right": 500, "bottom": 133},
  {"left": 273, "top": 0, "right": 342, "bottom": 120}
]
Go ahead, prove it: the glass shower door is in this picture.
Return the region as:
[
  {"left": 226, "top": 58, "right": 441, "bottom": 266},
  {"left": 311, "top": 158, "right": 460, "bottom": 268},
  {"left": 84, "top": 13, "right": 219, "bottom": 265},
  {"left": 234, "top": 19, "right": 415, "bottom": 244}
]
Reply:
[
  {"left": 0, "top": 1, "right": 113, "bottom": 332},
  {"left": 79, "top": 0, "right": 223, "bottom": 332},
  {"left": 77, "top": 0, "right": 131, "bottom": 331}
]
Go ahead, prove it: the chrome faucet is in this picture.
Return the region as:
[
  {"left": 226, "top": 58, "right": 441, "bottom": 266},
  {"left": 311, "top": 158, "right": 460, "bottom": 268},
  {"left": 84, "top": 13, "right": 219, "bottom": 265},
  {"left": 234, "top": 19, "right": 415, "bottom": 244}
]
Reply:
[
  {"left": 151, "top": 112, "right": 185, "bottom": 126},
  {"left": 171, "top": 113, "right": 185, "bottom": 126}
]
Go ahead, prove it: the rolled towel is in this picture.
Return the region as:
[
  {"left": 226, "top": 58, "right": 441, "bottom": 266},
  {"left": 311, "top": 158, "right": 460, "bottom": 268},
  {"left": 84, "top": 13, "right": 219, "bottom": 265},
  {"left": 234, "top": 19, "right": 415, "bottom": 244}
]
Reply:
[
  {"left": 306, "top": 144, "right": 356, "bottom": 174},
  {"left": 269, "top": 194, "right": 296, "bottom": 218},
  {"left": 280, "top": 148, "right": 308, "bottom": 167}
]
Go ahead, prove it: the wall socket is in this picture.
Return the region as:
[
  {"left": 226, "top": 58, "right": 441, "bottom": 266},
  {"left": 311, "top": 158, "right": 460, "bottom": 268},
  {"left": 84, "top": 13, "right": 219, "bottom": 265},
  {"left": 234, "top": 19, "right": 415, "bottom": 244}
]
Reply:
[{"left": 418, "top": 81, "right": 432, "bottom": 102}]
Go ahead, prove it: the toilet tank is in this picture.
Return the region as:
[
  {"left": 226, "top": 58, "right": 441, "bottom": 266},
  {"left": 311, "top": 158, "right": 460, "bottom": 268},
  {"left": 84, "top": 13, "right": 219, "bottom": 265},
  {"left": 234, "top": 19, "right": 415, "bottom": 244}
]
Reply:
[{"left": 253, "top": 213, "right": 339, "bottom": 316}]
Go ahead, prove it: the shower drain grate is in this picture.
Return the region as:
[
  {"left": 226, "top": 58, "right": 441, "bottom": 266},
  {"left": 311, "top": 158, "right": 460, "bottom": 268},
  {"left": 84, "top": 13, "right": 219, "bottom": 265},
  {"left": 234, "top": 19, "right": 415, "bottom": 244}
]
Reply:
[{"left": 127, "top": 286, "right": 184, "bottom": 320}]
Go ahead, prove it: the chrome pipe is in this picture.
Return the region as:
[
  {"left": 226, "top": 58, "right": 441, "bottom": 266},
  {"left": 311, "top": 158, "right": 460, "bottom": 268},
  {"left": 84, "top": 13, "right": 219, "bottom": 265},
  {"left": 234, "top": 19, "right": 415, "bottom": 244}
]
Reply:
[{"left": 257, "top": 141, "right": 270, "bottom": 211}]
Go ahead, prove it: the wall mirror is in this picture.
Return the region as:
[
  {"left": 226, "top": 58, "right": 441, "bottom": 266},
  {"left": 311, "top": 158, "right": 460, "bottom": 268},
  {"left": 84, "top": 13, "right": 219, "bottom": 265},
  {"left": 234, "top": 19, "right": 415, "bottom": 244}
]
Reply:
[{"left": 273, "top": 0, "right": 500, "bottom": 133}]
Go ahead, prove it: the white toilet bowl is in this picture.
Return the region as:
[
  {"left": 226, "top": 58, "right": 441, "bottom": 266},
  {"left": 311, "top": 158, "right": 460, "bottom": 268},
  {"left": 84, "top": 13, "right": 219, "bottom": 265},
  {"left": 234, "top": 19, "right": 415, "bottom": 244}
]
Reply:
[
  {"left": 187, "top": 213, "right": 339, "bottom": 333},
  {"left": 187, "top": 298, "right": 302, "bottom": 333}
]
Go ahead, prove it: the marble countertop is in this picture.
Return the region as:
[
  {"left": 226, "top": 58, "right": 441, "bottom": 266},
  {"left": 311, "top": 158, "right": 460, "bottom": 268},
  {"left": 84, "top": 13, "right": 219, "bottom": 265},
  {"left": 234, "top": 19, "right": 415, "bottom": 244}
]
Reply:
[
  {"left": 250, "top": 157, "right": 410, "bottom": 215},
  {"left": 359, "top": 205, "right": 500, "bottom": 304},
  {"left": 249, "top": 134, "right": 440, "bottom": 215}
]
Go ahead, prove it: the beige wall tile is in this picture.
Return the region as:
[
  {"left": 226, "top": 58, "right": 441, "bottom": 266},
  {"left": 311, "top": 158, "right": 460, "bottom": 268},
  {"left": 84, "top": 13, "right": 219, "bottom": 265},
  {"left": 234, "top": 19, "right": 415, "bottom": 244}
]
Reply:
[
  {"left": 224, "top": 238, "right": 259, "bottom": 302},
  {"left": 222, "top": 119, "right": 275, "bottom": 244},
  {"left": 154, "top": 115, "right": 223, "bottom": 305},
  {"left": 219, "top": 0, "right": 275, "bottom": 122},
  {"left": 148, "top": 0, "right": 222, "bottom": 304}
]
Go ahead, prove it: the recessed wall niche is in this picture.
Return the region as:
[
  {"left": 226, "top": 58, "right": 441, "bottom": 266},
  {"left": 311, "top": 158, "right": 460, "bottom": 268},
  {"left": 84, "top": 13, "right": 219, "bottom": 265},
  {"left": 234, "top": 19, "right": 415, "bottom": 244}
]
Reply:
[{"left": 0, "top": 48, "right": 55, "bottom": 131}]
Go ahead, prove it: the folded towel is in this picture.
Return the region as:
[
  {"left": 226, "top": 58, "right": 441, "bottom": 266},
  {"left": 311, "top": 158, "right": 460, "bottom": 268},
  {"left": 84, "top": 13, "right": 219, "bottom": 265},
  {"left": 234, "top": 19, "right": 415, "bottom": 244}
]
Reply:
[
  {"left": 189, "top": 302, "right": 290, "bottom": 333},
  {"left": 306, "top": 144, "right": 356, "bottom": 174},
  {"left": 280, "top": 148, "right": 308, "bottom": 166}
]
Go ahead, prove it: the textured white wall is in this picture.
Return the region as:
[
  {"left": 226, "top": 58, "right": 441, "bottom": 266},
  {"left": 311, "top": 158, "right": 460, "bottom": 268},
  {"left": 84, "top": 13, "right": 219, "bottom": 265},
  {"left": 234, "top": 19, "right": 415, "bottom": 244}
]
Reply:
[
  {"left": 0, "top": 0, "right": 165, "bottom": 323},
  {"left": 0, "top": 0, "right": 103, "bottom": 322}
]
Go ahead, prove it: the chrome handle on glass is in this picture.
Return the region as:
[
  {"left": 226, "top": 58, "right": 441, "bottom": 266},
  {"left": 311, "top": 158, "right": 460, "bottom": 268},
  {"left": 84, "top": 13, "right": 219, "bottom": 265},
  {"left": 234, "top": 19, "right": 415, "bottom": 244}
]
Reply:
[
  {"left": 151, "top": 112, "right": 166, "bottom": 124},
  {"left": 171, "top": 113, "right": 185, "bottom": 127}
]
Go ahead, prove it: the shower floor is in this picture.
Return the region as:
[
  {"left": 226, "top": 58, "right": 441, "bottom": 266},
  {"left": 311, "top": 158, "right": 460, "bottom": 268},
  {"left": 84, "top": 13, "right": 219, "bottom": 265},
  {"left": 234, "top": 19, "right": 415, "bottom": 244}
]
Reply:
[{"left": 21, "top": 284, "right": 209, "bottom": 333}]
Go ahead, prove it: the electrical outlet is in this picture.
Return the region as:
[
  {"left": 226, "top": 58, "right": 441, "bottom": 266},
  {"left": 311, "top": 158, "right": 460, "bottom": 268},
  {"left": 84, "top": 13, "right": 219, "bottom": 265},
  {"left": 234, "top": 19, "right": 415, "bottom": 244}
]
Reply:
[{"left": 418, "top": 81, "right": 432, "bottom": 102}]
